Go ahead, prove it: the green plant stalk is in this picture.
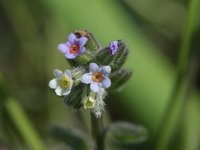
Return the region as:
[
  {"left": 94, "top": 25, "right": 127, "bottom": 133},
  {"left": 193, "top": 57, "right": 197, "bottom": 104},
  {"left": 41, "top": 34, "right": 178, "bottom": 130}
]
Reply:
[
  {"left": 178, "top": 0, "right": 199, "bottom": 78},
  {"left": 155, "top": 0, "right": 199, "bottom": 149},
  {"left": 90, "top": 112, "right": 105, "bottom": 150},
  {"left": 180, "top": 93, "right": 200, "bottom": 150},
  {"left": 4, "top": 98, "right": 44, "bottom": 150}
]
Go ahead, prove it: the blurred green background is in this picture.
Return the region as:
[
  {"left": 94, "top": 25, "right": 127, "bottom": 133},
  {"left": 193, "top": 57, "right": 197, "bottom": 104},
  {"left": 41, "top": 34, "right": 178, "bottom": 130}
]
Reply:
[{"left": 0, "top": 0, "right": 200, "bottom": 149}]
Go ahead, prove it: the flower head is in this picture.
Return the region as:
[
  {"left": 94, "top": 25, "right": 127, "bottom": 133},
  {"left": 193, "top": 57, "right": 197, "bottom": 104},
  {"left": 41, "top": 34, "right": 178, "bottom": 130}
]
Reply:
[
  {"left": 57, "top": 33, "right": 88, "bottom": 59},
  {"left": 109, "top": 41, "right": 118, "bottom": 55},
  {"left": 81, "top": 63, "right": 111, "bottom": 93},
  {"left": 49, "top": 69, "right": 73, "bottom": 96}
]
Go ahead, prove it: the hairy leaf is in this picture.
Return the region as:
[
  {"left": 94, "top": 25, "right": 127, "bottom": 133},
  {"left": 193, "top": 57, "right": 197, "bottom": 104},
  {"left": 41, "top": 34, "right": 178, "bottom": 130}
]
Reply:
[
  {"left": 49, "top": 125, "right": 90, "bottom": 150},
  {"left": 109, "top": 69, "right": 132, "bottom": 92}
]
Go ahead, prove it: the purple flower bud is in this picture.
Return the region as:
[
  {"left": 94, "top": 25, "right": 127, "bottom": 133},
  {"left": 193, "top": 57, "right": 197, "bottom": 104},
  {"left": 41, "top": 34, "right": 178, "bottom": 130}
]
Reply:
[{"left": 109, "top": 41, "right": 118, "bottom": 55}]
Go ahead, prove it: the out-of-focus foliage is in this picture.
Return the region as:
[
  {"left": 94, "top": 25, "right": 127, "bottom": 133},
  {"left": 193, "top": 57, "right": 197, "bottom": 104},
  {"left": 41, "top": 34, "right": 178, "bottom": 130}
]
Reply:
[
  {"left": 105, "top": 122, "right": 148, "bottom": 149},
  {"left": 0, "top": 0, "right": 200, "bottom": 149},
  {"left": 49, "top": 125, "right": 90, "bottom": 150}
]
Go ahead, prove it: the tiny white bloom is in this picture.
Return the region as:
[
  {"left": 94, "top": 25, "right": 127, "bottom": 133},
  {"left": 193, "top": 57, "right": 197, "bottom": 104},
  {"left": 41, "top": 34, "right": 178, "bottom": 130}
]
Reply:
[
  {"left": 49, "top": 69, "right": 73, "bottom": 96},
  {"left": 83, "top": 96, "right": 96, "bottom": 109}
]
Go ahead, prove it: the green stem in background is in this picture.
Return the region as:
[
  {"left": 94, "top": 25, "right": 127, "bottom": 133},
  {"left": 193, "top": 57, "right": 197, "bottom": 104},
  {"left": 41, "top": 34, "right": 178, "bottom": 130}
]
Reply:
[
  {"left": 4, "top": 98, "right": 44, "bottom": 150},
  {"left": 155, "top": 0, "right": 199, "bottom": 149},
  {"left": 90, "top": 112, "right": 105, "bottom": 150}
]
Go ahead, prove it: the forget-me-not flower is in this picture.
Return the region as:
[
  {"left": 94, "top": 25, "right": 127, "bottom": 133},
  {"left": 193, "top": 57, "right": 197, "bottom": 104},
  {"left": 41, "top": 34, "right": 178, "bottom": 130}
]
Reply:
[
  {"left": 81, "top": 63, "right": 111, "bottom": 93},
  {"left": 57, "top": 33, "right": 88, "bottom": 59},
  {"left": 49, "top": 69, "right": 73, "bottom": 96}
]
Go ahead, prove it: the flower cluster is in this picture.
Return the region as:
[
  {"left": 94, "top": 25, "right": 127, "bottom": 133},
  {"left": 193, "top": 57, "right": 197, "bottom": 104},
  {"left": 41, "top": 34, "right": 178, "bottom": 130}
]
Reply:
[{"left": 49, "top": 30, "right": 132, "bottom": 118}]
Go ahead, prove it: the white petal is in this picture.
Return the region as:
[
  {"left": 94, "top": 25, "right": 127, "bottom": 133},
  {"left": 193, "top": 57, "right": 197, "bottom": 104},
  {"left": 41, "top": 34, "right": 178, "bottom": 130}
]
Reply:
[
  {"left": 81, "top": 73, "right": 92, "bottom": 84},
  {"left": 90, "top": 82, "right": 100, "bottom": 93},
  {"left": 53, "top": 69, "right": 63, "bottom": 77},
  {"left": 64, "top": 70, "right": 72, "bottom": 78},
  {"left": 55, "top": 86, "right": 63, "bottom": 96},
  {"left": 62, "top": 89, "right": 71, "bottom": 96},
  {"left": 49, "top": 79, "right": 58, "bottom": 89}
]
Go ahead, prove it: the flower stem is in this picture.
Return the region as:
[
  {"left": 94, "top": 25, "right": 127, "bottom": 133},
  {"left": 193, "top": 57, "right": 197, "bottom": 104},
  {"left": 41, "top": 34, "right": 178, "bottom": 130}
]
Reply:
[{"left": 90, "top": 112, "right": 105, "bottom": 150}]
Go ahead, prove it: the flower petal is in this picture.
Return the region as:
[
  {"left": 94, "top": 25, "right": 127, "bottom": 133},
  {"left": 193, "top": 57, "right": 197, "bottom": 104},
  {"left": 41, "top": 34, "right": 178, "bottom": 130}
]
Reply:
[
  {"left": 55, "top": 86, "right": 64, "bottom": 96},
  {"left": 77, "top": 37, "right": 88, "bottom": 46},
  {"left": 64, "top": 70, "right": 72, "bottom": 78},
  {"left": 89, "top": 63, "right": 99, "bottom": 73},
  {"left": 57, "top": 44, "right": 68, "bottom": 53},
  {"left": 79, "top": 47, "right": 86, "bottom": 54},
  {"left": 65, "top": 50, "right": 76, "bottom": 59},
  {"left": 100, "top": 66, "right": 111, "bottom": 76},
  {"left": 102, "top": 77, "right": 111, "bottom": 88},
  {"left": 62, "top": 89, "right": 71, "bottom": 96},
  {"left": 90, "top": 82, "right": 100, "bottom": 93},
  {"left": 53, "top": 69, "right": 63, "bottom": 77},
  {"left": 68, "top": 33, "right": 76, "bottom": 44},
  {"left": 66, "top": 42, "right": 71, "bottom": 47},
  {"left": 81, "top": 73, "right": 92, "bottom": 84},
  {"left": 49, "top": 79, "right": 58, "bottom": 89}
]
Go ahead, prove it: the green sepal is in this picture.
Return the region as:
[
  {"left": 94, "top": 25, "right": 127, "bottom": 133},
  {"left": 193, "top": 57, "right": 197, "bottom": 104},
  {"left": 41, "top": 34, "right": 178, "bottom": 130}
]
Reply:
[
  {"left": 105, "top": 122, "right": 148, "bottom": 147},
  {"left": 71, "top": 67, "right": 85, "bottom": 86},
  {"left": 80, "top": 31, "right": 101, "bottom": 52},
  {"left": 109, "top": 69, "right": 132, "bottom": 92},
  {"left": 74, "top": 51, "right": 94, "bottom": 65},
  {"left": 64, "top": 84, "right": 90, "bottom": 109},
  {"left": 75, "top": 30, "right": 101, "bottom": 52},
  {"left": 96, "top": 40, "right": 128, "bottom": 72},
  {"left": 49, "top": 125, "right": 90, "bottom": 150},
  {"left": 66, "top": 59, "right": 79, "bottom": 67}
]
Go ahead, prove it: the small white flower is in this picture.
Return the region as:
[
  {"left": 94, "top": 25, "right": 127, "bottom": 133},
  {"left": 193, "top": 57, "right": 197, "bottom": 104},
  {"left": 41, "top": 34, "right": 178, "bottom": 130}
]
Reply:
[
  {"left": 83, "top": 96, "right": 96, "bottom": 109},
  {"left": 49, "top": 69, "right": 73, "bottom": 96}
]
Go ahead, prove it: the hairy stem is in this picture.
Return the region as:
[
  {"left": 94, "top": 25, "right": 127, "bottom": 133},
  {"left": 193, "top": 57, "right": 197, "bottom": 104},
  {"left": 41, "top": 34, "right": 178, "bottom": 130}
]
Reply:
[{"left": 90, "top": 112, "right": 105, "bottom": 150}]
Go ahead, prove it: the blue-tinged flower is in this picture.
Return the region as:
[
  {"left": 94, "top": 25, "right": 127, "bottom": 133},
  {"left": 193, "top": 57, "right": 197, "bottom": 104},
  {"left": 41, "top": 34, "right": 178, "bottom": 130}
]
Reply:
[
  {"left": 109, "top": 41, "right": 118, "bottom": 55},
  {"left": 81, "top": 63, "right": 111, "bottom": 93},
  {"left": 57, "top": 33, "right": 88, "bottom": 59},
  {"left": 49, "top": 69, "right": 73, "bottom": 96}
]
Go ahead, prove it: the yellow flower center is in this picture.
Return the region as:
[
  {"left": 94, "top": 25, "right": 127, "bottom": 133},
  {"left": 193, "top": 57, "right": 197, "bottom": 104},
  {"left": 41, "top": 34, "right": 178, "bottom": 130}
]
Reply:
[
  {"left": 59, "top": 76, "right": 71, "bottom": 89},
  {"left": 92, "top": 72, "right": 104, "bottom": 82},
  {"left": 70, "top": 44, "right": 80, "bottom": 54}
]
